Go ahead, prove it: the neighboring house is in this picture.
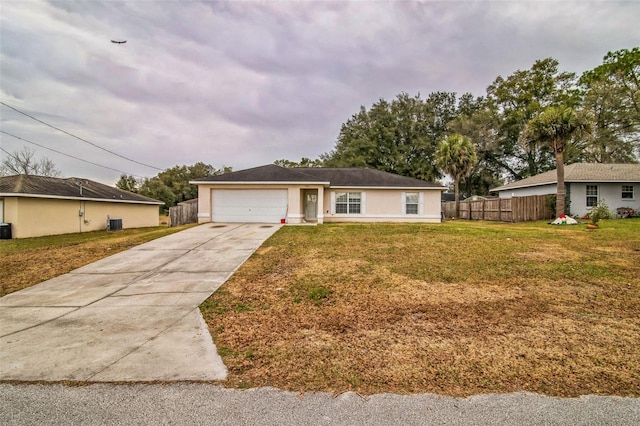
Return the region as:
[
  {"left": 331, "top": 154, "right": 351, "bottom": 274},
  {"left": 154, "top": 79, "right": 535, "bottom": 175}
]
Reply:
[
  {"left": 0, "top": 175, "right": 163, "bottom": 238},
  {"left": 462, "top": 195, "right": 498, "bottom": 202},
  {"left": 191, "top": 164, "right": 445, "bottom": 224},
  {"left": 490, "top": 163, "right": 640, "bottom": 217}
]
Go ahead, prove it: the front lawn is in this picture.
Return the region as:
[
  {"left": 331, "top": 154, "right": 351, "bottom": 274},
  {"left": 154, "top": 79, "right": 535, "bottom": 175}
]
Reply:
[{"left": 201, "top": 219, "right": 640, "bottom": 397}]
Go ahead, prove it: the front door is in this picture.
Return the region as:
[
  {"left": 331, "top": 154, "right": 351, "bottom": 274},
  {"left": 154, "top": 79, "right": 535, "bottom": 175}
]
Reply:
[{"left": 304, "top": 190, "right": 318, "bottom": 221}]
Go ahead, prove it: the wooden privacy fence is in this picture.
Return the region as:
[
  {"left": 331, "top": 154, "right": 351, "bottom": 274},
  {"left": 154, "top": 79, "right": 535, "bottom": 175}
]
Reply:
[
  {"left": 169, "top": 202, "right": 198, "bottom": 227},
  {"left": 442, "top": 195, "right": 554, "bottom": 223}
]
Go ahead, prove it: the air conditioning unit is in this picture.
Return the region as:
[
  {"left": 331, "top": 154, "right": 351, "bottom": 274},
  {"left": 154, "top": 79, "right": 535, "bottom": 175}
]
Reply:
[
  {"left": 108, "top": 218, "right": 123, "bottom": 231},
  {"left": 0, "top": 223, "right": 11, "bottom": 239}
]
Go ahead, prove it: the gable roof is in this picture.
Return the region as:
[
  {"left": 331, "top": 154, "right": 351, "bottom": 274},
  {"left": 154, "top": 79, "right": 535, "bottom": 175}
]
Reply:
[
  {"left": 293, "top": 167, "right": 443, "bottom": 188},
  {"left": 490, "top": 163, "right": 640, "bottom": 192},
  {"left": 0, "top": 175, "right": 163, "bottom": 205},
  {"left": 192, "top": 164, "right": 444, "bottom": 189},
  {"left": 192, "top": 164, "right": 326, "bottom": 183}
]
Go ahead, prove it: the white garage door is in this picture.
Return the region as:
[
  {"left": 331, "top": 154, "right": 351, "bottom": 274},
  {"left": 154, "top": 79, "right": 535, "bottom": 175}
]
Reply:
[{"left": 212, "top": 189, "right": 288, "bottom": 223}]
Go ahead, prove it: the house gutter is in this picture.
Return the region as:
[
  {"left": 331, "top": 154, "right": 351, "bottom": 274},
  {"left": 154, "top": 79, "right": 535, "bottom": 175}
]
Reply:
[
  {"left": 189, "top": 182, "right": 445, "bottom": 190},
  {"left": 330, "top": 186, "right": 446, "bottom": 190},
  {"left": 189, "top": 180, "right": 332, "bottom": 186},
  {"left": 0, "top": 193, "right": 163, "bottom": 205},
  {"left": 189, "top": 180, "right": 331, "bottom": 186}
]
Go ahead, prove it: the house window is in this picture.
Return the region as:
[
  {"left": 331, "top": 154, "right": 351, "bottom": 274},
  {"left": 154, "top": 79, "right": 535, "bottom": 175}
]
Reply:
[
  {"left": 622, "top": 185, "right": 634, "bottom": 199},
  {"left": 335, "top": 192, "right": 361, "bottom": 214},
  {"left": 586, "top": 185, "right": 598, "bottom": 207},
  {"left": 405, "top": 192, "right": 419, "bottom": 214}
]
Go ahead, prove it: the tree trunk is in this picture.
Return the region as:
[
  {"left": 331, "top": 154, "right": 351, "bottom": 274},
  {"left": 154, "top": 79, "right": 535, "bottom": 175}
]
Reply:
[
  {"left": 555, "top": 150, "right": 565, "bottom": 217},
  {"left": 454, "top": 178, "right": 460, "bottom": 218}
]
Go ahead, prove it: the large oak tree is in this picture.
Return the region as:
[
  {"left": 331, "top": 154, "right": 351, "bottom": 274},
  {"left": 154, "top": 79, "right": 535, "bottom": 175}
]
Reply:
[
  {"left": 322, "top": 92, "right": 459, "bottom": 181},
  {"left": 580, "top": 47, "right": 640, "bottom": 162},
  {"left": 486, "top": 58, "right": 581, "bottom": 180},
  {"left": 117, "top": 162, "right": 231, "bottom": 210}
]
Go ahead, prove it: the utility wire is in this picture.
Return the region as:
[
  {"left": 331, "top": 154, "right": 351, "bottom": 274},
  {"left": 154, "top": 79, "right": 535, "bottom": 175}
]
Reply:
[
  {"left": 0, "top": 101, "right": 163, "bottom": 171},
  {"left": 0, "top": 145, "right": 18, "bottom": 161},
  {"left": 0, "top": 130, "right": 148, "bottom": 178}
]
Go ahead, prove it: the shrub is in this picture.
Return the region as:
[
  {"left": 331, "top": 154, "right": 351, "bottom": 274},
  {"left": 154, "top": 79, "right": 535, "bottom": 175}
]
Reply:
[{"left": 589, "top": 200, "right": 612, "bottom": 224}]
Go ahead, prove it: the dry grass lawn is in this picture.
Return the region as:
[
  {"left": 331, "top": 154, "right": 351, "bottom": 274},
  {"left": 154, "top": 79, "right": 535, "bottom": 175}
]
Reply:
[
  {"left": 201, "top": 219, "right": 640, "bottom": 397},
  {"left": 0, "top": 224, "right": 194, "bottom": 296}
]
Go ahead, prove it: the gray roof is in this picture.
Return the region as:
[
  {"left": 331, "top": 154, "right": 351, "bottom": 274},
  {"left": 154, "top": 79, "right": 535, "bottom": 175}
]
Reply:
[
  {"left": 192, "top": 164, "right": 444, "bottom": 189},
  {"left": 0, "top": 175, "right": 163, "bottom": 204},
  {"left": 178, "top": 198, "right": 198, "bottom": 205},
  {"left": 491, "top": 163, "right": 640, "bottom": 192},
  {"left": 192, "top": 165, "right": 323, "bottom": 183}
]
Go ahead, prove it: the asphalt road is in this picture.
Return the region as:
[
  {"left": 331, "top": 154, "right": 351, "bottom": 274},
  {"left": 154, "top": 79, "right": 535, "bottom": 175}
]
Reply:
[{"left": 1, "top": 383, "right": 639, "bottom": 425}]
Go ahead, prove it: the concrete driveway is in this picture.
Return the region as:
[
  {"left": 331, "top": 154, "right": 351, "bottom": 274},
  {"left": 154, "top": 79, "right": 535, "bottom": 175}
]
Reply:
[{"left": 0, "top": 223, "right": 281, "bottom": 382}]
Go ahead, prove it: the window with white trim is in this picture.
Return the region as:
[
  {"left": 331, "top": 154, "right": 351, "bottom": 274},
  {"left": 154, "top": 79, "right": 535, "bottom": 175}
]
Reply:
[
  {"left": 622, "top": 185, "right": 634, "bottom": 200},
  {"left": 405, "top": 192, "right": 419, "bottom": 214},
  {"left": 335, "top": 192, "right": 361, "bottom": 214},
  {"left": 586, "top": 185, "right": 598, "bottom": 207}
]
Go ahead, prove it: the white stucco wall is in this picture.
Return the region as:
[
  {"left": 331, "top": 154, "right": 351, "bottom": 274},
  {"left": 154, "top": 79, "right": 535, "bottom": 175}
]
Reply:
[
  {"left": 497, "top": 184, "right": 556, "bottom": 198},
  {"left": 196, "top": 184, "right": 444, "bottom": 223},
  {"left": 196, "top": 184, "right": 325, "bottom": 224},
  {"left": 570, "top": 182, "right": 639, "bottom": 217},
  {"left": 322, "top": 188, "right": 443, "bottom": 223}
]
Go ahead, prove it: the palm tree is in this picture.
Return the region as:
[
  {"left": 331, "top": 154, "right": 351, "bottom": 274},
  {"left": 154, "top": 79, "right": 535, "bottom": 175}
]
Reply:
[
  {"left": 521, "top": 106, "right": 591, "bottom": 217},
  {"left": 436, "top": 134, "right": 478, "bottom": 218}
]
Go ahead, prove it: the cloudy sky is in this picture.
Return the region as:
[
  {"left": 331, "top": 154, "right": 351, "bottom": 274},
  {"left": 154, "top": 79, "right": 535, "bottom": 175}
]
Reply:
[{"left": 1, "top": 1, "right": 639, "bottom": 184}]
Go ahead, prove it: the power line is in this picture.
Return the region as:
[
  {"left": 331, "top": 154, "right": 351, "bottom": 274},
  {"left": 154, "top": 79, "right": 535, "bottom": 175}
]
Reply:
[
  {"left": 0, "top": 130, "right": 148, "bottom": 178},
  {"left": 0, "top": 146, "right": 18, "bottom": 160},
  {"left": 0, "top": 101, "right": 163, "bottom": 171}
]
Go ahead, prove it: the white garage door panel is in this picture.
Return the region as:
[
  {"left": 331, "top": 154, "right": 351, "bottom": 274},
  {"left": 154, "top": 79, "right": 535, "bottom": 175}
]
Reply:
[{"left": 212, "top": 189, "right": 288, "bottom": 223}]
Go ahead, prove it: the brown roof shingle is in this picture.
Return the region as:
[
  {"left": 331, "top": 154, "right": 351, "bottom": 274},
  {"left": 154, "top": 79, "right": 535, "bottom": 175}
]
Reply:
[
  {"left": 192, "top": 165, "right": 323, "bottom": 183},
  {"left": 0, "top": 175, "right": 163, "bottom": 204},
  {"left": 192, "top": 164, "right": 444, "bottom": 188}
]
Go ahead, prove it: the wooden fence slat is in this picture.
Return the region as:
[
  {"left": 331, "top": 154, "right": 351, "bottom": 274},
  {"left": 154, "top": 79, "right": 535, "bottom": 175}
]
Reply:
[
  {"left": 441, "top": 194, "right": 553, "bottom": 223},
  {"left": 169, "top": 203, "right": 198, "bottom": 227}
]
